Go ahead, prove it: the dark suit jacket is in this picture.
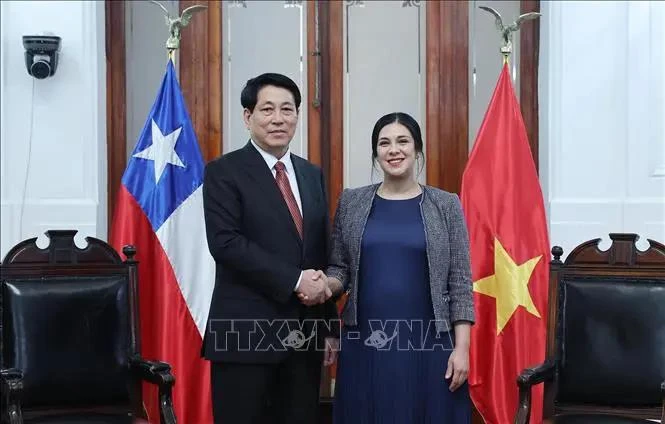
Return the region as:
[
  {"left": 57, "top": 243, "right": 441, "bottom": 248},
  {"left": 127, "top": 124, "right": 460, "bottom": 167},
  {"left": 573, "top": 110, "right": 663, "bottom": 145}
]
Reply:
[{"left": 202, "top": 142, "right": 338, "bottom": 363}]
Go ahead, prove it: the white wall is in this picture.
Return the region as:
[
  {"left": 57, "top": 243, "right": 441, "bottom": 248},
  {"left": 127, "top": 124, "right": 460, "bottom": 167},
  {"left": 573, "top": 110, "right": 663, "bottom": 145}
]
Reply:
[
  {"left": 0, "top": 0, "right": 106, "bottom": 259},
  {"left": 541, "top": 0, "right": 665, "bottom": 257}
]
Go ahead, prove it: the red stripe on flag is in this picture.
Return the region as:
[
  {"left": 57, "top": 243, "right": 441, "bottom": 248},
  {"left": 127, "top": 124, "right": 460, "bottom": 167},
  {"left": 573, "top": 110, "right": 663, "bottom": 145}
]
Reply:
[{"left": 111, "top": 186, "right": 212, "bottom": 424}]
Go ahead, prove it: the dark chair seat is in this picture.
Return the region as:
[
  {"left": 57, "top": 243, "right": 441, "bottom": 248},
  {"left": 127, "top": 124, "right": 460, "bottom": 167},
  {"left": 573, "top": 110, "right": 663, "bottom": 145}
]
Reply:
[
  {"left": 551, "top": 414, "right": 652, "bottom": 424},
  {"left": 21, "top": 414, "right": 149, "bottom": 424}
]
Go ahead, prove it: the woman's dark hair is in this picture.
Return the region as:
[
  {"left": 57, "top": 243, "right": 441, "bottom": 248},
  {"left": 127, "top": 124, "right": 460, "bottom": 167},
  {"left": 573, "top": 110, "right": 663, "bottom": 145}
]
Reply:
[
  {"left": 370, "top": 112, "right": 425, "bottom": 177},
  {"left": 240, "top": 73, "right": 301, "bottom": 112}
]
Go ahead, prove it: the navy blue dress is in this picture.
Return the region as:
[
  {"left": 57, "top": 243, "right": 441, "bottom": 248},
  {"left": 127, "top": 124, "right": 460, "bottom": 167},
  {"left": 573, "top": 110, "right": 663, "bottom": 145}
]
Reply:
[{"left": 333, "top": 194, "right": 471, "bottom": 424}]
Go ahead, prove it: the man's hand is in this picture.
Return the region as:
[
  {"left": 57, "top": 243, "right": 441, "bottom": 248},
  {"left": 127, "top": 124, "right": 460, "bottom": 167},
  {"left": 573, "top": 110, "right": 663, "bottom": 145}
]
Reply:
[
  {"left": 296, "top": 269, "right": 330, "bottom": 306},
  {"left": 323, "top": 337, "right": 340, "bottom": 366}
]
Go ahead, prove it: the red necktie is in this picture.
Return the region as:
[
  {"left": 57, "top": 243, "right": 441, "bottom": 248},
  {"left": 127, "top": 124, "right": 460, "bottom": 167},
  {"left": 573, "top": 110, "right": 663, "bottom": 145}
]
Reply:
[{"left": 274, "top": 161, "right": 303, "bottom": 239}]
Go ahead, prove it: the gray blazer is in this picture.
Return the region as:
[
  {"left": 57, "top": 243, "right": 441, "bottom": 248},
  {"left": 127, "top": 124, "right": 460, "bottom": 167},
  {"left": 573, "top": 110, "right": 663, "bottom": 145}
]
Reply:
[{"left": 326, "top": 184, "right": 475, "bottom": 333}]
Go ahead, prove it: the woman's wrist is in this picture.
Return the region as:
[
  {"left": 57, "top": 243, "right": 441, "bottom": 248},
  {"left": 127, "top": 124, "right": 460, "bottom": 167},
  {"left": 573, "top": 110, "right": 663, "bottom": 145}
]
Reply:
[
  {"left": 453, "top": 321, "right": 471, "bottom": 351},
  {"left": 453, "top": 342, "right": 470, "bottom": 352}
]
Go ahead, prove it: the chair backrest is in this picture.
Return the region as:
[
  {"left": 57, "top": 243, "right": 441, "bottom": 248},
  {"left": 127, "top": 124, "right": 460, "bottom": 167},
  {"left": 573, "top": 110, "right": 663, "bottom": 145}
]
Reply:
[
  {"left": 546, "top": 233, "right": 665, "bottom": 419},
  {"left": 1, "top": 230, "right": 140, "bottom": 411}
]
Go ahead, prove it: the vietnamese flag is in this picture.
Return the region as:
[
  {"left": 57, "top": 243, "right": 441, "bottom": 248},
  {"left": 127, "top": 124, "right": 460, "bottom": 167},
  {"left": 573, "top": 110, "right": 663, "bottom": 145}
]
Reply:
[{"left": 461, "top": 63, "right": 550, "bottom": 424}]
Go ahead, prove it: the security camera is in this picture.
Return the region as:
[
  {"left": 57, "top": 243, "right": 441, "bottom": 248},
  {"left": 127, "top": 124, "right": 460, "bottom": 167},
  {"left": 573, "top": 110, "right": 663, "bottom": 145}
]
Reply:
[{"left": 23, "top": 35, "right": 61, "bottom": 79}]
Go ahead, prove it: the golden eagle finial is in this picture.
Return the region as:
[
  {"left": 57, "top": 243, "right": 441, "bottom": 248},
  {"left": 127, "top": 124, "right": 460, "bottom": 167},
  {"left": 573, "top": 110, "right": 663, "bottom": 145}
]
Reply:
[
  {"left": 150, "top": 1, "right": 207, "bottom": 53},
  {"left": 479, "top": 6, "right": 541, "bottom": 59}
]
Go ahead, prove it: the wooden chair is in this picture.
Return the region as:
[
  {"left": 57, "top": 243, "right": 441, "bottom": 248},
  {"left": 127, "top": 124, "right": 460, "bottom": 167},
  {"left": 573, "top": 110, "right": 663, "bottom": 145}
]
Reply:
[
  {"left": 514, "top": 233, "right": 665, "bottom": 424},
  {"left": 0, "top": 230, "right": 177, "bottom": 424}
]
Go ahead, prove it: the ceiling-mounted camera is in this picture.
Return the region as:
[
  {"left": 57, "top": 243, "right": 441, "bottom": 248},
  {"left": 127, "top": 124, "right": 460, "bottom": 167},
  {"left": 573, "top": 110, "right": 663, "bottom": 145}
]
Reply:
[{"left": 23, "top": 35, "right": 61, "bottom": 79}]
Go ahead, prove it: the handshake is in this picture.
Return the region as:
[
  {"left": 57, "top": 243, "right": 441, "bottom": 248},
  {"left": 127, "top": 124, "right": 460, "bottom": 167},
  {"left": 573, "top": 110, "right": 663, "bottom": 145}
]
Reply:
[{"left": 296, "top": 269, "right": 333, "bottom": 306}]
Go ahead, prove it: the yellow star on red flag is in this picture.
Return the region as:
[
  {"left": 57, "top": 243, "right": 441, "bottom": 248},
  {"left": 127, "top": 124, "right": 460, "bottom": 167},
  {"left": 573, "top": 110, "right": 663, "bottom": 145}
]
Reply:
[{"left": 473, "top": 238, "right": 542, "bottom": 334}]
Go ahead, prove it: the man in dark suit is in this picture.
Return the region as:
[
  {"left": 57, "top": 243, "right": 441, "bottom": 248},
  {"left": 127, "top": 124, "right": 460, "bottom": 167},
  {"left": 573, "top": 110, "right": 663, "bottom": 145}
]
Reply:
[{"left": 202, "top": 73, "right": 339, "bottom": 424}]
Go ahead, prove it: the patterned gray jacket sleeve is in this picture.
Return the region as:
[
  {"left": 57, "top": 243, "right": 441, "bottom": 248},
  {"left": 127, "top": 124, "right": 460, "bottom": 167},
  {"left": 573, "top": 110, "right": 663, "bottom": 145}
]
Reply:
[
  {"left": 445, "top": 194, "right": 475, "bottom": 323},
  {"left": 326, "top": 189, "right": 349, "bottom": 289}
]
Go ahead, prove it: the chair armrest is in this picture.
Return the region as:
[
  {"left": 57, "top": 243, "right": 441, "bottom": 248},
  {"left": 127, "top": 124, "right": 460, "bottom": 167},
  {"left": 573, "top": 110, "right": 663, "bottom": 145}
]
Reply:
[
  {"left": 517, "top": 359, "right": 556, "bottom": 389},
  {"left": 1, "top": 368, "right": 24, "bottom": 424},
  {"left": 514, "top": 360, "right": 556, "bottom": 424},
  {"left": 129, "top": 357, "right": 176, "bottom": 424},
  {"left": 130, "top": 357, "right": 174, "bottom": 386}
]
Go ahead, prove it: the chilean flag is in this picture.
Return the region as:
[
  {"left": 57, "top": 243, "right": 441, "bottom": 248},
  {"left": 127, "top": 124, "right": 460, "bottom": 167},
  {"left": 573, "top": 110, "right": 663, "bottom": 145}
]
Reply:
[{"left": 110, "top": 60, "right": 215, "bottom": 423}]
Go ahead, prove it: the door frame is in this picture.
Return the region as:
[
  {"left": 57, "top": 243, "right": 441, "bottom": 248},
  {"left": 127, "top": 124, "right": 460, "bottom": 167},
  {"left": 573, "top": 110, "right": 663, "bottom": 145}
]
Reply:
[{"left": 105, "top": 0, "right": 126, "bottom": 229}]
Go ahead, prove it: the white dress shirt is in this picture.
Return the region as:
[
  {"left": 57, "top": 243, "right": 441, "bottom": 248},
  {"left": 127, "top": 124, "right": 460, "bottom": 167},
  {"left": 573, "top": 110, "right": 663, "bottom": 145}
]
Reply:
[{"left": 250, "top": 139, "right": 303, "bottom": 291}]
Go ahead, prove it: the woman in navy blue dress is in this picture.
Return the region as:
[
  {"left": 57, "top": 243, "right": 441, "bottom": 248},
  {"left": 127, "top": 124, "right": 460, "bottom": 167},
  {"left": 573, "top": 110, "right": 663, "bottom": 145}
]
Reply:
[{"left": 322, "top": 113, "right": 475, "bottom": 423}]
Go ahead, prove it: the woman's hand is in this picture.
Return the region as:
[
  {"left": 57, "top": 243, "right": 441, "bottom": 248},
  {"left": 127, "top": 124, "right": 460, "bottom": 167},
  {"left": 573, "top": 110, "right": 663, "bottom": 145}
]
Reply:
[{"left": 445, "top": 347, "right": 469, "bottom": 391}]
